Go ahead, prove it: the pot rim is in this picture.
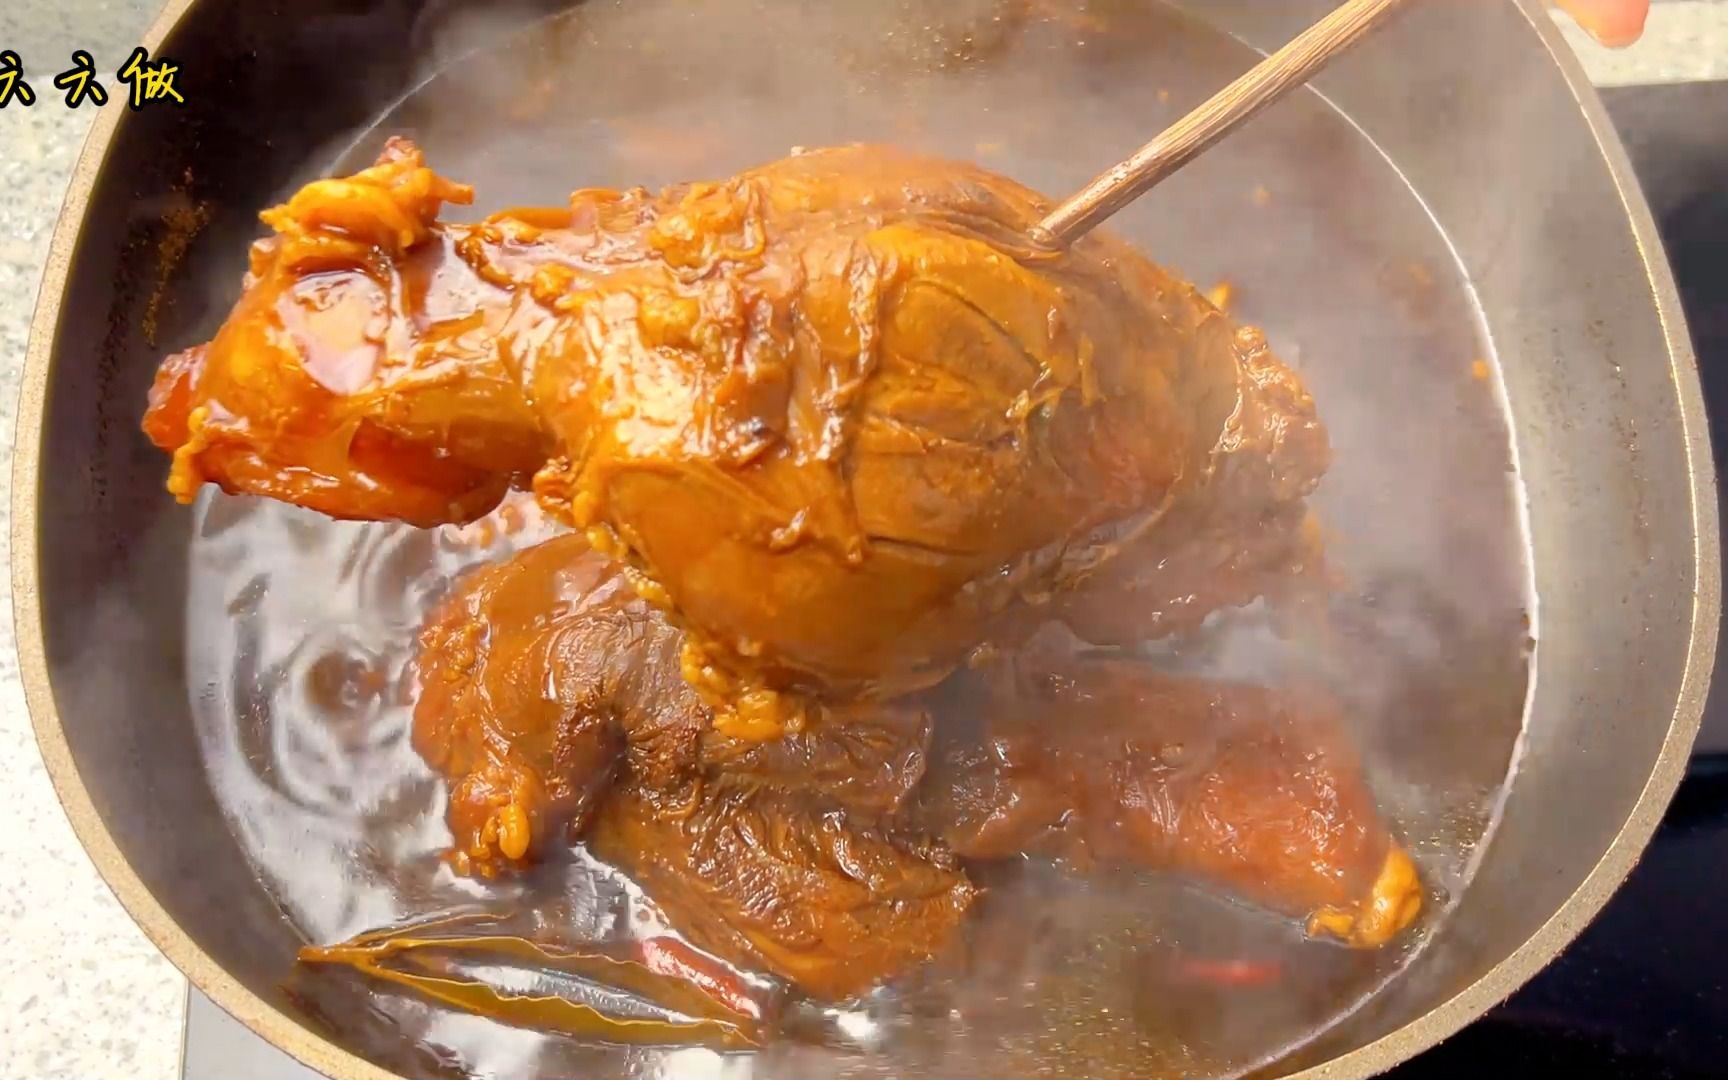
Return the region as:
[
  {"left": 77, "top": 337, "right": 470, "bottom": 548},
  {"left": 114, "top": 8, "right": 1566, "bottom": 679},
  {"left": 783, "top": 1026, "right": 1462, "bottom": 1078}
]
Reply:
[{"left": 10, "top": 2, "right": 1717, "bottom": 1078}]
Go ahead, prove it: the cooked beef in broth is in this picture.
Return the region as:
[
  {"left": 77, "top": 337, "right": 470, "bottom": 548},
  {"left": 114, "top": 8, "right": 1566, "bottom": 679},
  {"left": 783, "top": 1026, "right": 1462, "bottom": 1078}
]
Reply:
[{"left": 163, "top": 3, "right": 1535, "bottom": 1075}]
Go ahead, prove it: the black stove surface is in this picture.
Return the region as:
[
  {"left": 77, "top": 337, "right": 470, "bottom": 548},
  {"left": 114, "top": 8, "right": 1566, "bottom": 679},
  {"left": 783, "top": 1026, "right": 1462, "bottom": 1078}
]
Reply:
[
  {"left": 1385, "top": 79, "right": 1728, "bottom": 1079},
  {"left": 180, "top": 81, "right": 1728, "bottom": 1080},
  {"left": 1385, "top": 772, "right": 1728, "bottom": 1078}
]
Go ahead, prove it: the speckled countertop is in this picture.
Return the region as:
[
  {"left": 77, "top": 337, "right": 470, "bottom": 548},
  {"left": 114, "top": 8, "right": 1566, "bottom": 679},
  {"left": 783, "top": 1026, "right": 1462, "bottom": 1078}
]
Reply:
[
  {"left": 1, "top": 3, "right": 1726, "bottom": 1079},
  {"left": 1, "top": 7, "right": 184, "bottom": 1080}
]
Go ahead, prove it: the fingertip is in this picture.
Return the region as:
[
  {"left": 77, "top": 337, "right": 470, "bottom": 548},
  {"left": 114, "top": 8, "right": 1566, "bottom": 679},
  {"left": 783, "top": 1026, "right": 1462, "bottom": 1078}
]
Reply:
[{"left": 1556, "top": 0, "right": 1651, "bottom": 48}]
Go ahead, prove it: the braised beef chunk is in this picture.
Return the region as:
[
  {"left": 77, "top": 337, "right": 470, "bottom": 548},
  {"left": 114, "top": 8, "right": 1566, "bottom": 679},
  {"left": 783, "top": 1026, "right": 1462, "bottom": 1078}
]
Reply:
[
  {"left": 416, "top": 529, "right": 967, "bottom": 997},
  {"left": 145, "top": 140, "right": 1327, "bottom": 735},
  {"left": 591, "top": 781, "right": 976, "bottom": 1000},
  {"left": 415, "top": 533, "right": 931, "bottom": 873},
  {"left": 414, "top": 535, "right": 635, "bottom": 874},
  {"left": 919, "top": 655, "right": 1422, "bottom": 947},
  {"left": 704, "top": 703, "right": 933, "bottom": 816},
  {"left": 175, "top": 136, "right": 1438, "bottom": 1027}
]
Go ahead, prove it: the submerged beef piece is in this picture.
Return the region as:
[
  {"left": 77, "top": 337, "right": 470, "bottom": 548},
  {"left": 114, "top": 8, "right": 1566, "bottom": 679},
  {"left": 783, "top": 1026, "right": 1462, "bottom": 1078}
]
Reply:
[
  {"left": 701, "top": 703, "right": 932, "bottom": 817},
  {"left": 415, "top": 535, "right": 632, "bottom": 875},
  {"left": 918, "top": 655, "right": 1422, "bottom": 948},
  {"left": 414, "top": 533, "right": 931, "bottom": 874},
  {"left": 591, "top": 780, "right": 976, "bottom": 1000}
]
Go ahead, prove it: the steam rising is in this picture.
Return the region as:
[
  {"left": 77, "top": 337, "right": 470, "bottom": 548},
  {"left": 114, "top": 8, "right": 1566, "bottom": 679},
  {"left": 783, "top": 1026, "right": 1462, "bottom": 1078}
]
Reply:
[{"left": 175, "top": 2, "right": 1536, "bottom": 1078}]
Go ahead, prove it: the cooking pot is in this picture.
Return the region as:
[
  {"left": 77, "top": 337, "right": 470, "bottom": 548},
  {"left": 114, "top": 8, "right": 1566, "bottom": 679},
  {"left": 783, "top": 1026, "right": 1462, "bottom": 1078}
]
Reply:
[{"left": 11, "top": 0, "right": 1717, "bottom": 1077}]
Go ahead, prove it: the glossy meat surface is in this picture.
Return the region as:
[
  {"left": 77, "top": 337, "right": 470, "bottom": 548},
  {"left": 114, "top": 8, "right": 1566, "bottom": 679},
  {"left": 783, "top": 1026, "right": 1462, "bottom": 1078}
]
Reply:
[
  {"left": 414, "top": 531, "right": 1416, "bottom": 1006},
  {"left": 414, "top": 534, "right": 634, "bottom": 874},
  {"left": 591, "top": 781, "right": 976, "bottom": 1001},
  {"left": 151, "top": 137, "right": 1400, "bottom": 1013},
  {"left": 415, "top": 533, "right": 961, "bottom": 999},
  {"left": 142, "top": 143, "right": 544, "bottom": 525},
  {"left": 920, "top": 655, "right": 1422, "bottom": 947},
  {"left": 145, "top": 139, "right": 1328, "bottom": 729},
  {"left": 415, "top": 533, "right": 931, "bottom": 875}
]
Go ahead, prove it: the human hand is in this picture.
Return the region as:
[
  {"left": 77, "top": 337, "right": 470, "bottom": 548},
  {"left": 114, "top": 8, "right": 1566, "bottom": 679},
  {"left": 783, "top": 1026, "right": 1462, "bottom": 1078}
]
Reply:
[{"left": 1554, "top": 0, "right": 1651, "bottom": 47}]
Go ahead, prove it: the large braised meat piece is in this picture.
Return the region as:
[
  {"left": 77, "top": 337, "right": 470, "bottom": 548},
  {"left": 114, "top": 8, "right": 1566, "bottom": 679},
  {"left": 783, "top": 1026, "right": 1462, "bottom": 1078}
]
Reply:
[
  {"left": 414, "top": 532, "right": 965, "bottom": 999},
  {"left": 144, "top": 141, "right": 1406, "bottom": 1013},
  {"left": 414, "top": 533, "right": 934, "bottom": 877},
  {"left": 143, "top": 139, "right": 1328, "bottom": 733},
  {"left": 408, "top": 533, "right": 1419, "bottom": 1001},
  {"left": 919, "top": 652, "right": 1422, "bottom": 948}
]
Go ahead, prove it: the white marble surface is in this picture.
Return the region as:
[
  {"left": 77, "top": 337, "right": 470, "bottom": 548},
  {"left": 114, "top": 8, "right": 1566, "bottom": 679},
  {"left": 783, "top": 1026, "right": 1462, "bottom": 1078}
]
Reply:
[{"left": 0, "top": 3, "right": 1723, "bottom": 1080}]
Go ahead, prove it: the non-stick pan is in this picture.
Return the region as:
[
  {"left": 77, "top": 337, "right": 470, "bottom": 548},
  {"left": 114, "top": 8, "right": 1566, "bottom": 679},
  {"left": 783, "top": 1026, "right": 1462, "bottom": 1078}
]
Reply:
[{"left": 11, "top": 0, "right": 1717, "bottom": 1077}]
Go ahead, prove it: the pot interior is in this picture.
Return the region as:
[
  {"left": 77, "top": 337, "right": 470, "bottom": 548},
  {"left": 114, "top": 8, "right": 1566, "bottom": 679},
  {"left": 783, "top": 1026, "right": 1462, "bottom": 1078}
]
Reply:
[{"left": 22, "top": 1, "right": 1706, "bottom": 1078}]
